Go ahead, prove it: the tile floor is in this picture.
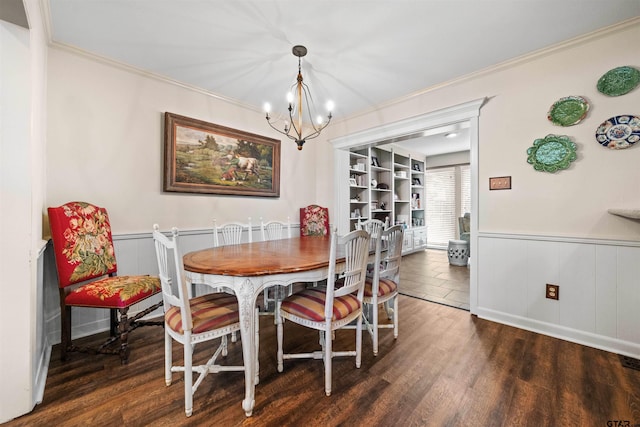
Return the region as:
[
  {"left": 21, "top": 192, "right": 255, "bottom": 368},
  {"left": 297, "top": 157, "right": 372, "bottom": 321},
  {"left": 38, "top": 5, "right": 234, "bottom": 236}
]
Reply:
[{"left": 399, "top": 248, "right": 470, "bottom": 310}]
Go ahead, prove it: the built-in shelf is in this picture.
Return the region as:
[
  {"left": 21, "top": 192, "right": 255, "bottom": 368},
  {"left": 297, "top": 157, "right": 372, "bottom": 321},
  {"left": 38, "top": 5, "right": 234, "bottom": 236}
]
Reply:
[{"left": 607, "top": 209, "right": 640, "bottom": 220}]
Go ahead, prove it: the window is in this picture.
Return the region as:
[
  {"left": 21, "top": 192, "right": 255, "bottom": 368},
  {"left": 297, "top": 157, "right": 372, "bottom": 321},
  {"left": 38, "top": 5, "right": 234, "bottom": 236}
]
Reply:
[
  {"left": 460, "top": 165, "right": 470, "bottom": 216},
  {"left": 425, "top": 164, "right": 470, "bottom": 248}
]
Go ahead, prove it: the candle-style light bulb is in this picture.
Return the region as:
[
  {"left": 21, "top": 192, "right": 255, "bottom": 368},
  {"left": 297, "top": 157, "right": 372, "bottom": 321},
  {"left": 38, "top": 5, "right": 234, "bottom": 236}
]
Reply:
[{"left": 326, "top": 100, "right": 335, "bottom": 112}]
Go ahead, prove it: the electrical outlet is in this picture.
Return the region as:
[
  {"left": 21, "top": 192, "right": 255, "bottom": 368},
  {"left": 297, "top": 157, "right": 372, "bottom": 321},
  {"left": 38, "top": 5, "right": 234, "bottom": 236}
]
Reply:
[{"left": 546, "top": 284, "right": 559, "bottom": 300}]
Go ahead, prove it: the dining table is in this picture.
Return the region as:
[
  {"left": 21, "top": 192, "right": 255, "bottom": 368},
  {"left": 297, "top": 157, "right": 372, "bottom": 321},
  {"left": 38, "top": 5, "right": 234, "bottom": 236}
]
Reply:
[{"left": 182, "top": 235, "right": 343, "bottom": 417}]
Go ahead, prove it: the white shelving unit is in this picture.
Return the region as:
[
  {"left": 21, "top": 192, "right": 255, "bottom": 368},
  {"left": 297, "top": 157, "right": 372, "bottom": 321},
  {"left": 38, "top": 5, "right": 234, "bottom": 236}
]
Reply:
[
  {"left": 349, "top": 150, "right": 370, "bottom": 229},
  {"left": 348, "top": 146, "right": 427, "bottom": 254}
]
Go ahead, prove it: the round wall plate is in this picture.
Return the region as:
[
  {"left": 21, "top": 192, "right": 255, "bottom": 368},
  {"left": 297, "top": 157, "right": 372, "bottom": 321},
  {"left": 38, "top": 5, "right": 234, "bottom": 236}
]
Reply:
[
  {"left": 595, "top": 115, "right": 640, "bottom": 149},
  {"left": 547, "top": 96, "right": 589, "bottom": 126},
  {"left": 597, "top": 66, "right": 640, "bottom": 96},
  {"left": 526, "top": 134, "right": 577, "bottom": 173}
]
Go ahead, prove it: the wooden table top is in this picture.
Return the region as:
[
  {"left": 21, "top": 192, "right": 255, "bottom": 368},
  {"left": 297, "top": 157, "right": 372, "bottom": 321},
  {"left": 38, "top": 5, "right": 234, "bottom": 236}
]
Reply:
[{"left": 183, "top": 236, "right": 340, "bottom": 277}]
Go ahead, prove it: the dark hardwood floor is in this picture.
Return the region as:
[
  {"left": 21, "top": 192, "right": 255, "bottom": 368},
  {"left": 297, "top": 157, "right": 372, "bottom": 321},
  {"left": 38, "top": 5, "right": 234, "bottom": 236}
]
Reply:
[{"left": 6, "top": 296, "right": 640, "bottom": 427}]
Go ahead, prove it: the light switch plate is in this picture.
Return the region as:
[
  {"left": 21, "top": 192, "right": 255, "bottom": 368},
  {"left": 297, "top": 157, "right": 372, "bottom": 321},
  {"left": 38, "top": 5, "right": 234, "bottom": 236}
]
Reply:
[{"left": 489, "top": 176, "right": 511, "bottom": 190}]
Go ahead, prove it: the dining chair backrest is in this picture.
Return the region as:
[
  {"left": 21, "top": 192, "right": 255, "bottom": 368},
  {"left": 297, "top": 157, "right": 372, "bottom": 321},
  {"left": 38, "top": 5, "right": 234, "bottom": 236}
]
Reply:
[
  {"left": 49, "top": 201, "right": 118, "bottom": 287},
  {"left": 377, "top": 224, "right": 404, "bottom": 283},
  {"left": 260, "top": 217, "right": 291, "bottom": 241},
  {"left": 213, "top": 218, "right": 252, "bottom": 247},
  {"left": 325, "top": 229, "right": 370, "bottom": 321},
  {"left": 152, "top": 225, "right": 192, "bottom": 328},
  {"left": 299, "top": 204, "right": 330, "bottom": 237},
  {"left": 356, "top": 218, "right": 387, "bottom": 244}
]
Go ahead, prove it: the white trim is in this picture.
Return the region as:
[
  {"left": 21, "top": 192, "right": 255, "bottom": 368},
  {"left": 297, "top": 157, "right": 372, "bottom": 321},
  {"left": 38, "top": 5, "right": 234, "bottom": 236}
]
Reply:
[
  {"left": 33, "top": 337, "right": 51, "bottom": 405},
  {"left": 331, "top": 98, "right": 485, "bottom": 150},
  {"left": 113, "top": 224, "right": 302, "bottom": 241},
  {"left": 478, "top": 231, "right": 640, "bottom": 248}
]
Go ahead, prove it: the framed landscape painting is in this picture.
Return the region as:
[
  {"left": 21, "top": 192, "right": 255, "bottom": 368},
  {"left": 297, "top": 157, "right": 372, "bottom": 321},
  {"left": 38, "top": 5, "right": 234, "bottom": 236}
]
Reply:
[{"left": 164, "top": 112, "right": 280, "bottom": 197}]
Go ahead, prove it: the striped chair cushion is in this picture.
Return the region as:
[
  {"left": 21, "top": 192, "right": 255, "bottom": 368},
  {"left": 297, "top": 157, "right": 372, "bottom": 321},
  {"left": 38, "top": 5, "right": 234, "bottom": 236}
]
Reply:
[
  {"left": 364, "top": 277, "right": 397, "bottom": 297},
  {"left": 165, "top": 293, "right": 239, "bottom": 334},
  {"left": 280, "top": 288, "right": 361, "bottom": 322}
]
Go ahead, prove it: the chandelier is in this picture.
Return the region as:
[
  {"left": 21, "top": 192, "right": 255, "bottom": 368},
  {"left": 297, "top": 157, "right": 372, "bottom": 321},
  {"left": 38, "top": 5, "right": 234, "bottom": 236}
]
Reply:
[{"left": 264, "top": 45, "right": 334, "bottom": 150}]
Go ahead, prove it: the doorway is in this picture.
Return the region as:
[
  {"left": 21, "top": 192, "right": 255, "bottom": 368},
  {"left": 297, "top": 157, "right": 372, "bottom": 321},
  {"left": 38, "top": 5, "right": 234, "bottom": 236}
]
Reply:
[{"left": 331, "top": 98, "right": 484, "bottom": 314}]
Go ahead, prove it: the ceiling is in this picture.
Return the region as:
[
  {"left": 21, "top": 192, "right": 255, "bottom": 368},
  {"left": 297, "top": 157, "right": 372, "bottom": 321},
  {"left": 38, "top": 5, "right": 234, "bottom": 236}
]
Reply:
[{"left": 44, "top": 1, "right": 640, "bottom": 155}]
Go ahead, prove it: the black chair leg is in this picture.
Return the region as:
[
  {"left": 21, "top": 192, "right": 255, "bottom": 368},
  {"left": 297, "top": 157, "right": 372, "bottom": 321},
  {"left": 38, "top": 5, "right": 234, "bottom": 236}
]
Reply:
[{"left": 118, "top": 307, "right": 130, "bottom": 364}]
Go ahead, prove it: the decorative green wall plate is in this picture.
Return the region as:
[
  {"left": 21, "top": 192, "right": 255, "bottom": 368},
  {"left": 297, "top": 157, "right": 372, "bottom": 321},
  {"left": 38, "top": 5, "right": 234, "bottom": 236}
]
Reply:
[
  {"left": 547, "top": 96, "right": 589, "bottom": 126},
  {"left": 597, "top": 66, "right": 640, "bottom": 96},
  {"left": 526, "top": 134, "right": 577, "bottom": 173}
]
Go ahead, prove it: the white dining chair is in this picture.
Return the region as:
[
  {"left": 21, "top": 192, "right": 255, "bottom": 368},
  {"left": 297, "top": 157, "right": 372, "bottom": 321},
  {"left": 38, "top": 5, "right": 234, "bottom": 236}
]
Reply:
[
  {"left": 356, "top": 217, "right": 387, "bottom": 251},
  {"left": 260, "top": 217, "right": 291, "bottom": 241},
  {"left": 276, "top": 228, "right": 370, "bottom": 396},
  {"left": 363, "top": 224, "right": 404, "bottom": 355},
  {"left": 213, "top": 217, "right": 252, "bottom": 246},
  {"left": 212, "top": 217, "right": 253, "bottom": 342},
  {"left": 259, "top": 217, "right": 292, "bottom": 319},
  {"left": 152, "top": 225, "right": 258, "bottom": 417}
]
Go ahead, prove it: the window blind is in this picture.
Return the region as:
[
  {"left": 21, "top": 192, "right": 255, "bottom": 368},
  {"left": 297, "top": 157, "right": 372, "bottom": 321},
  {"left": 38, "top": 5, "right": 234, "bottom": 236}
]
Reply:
[
  {"left": 425, "top": 167, "right": 456, "bottom": 248},
  {"left": 426, "top": 164, "right": 471, "bottom": 248},
  {"left": 460, "top": 165, "right": 471, "bottom": 216}
]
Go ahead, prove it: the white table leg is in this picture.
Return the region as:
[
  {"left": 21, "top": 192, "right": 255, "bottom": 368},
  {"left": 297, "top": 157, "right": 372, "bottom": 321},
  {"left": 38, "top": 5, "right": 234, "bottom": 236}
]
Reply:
[{"left": 237, "top": 278, "right": 257, "bottom": 417}]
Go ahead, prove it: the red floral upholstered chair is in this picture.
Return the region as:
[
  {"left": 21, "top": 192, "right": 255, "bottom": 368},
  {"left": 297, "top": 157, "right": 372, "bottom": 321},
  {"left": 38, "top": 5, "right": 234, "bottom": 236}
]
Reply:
[
  {"left": 299, "top": 205, "right": 330, "bottom": 237},
  {"left": 48, "top": 201, "right": 162, "bottom": 364}
]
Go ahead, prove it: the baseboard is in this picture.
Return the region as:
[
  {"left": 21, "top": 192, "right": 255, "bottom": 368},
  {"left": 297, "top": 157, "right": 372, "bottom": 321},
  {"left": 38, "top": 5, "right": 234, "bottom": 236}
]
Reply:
[
  {"left": 476, "top": 307, "right": 640, "bottom": 359},
  {"left": 33, "top": 336, "right": 52, "bottom": 405}
]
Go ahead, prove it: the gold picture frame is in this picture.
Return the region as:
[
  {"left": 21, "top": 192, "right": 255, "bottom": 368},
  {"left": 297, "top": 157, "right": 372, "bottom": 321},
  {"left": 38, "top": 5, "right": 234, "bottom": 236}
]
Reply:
[{"left": 164, "top": 112, "right": 280, "bottom": 197}]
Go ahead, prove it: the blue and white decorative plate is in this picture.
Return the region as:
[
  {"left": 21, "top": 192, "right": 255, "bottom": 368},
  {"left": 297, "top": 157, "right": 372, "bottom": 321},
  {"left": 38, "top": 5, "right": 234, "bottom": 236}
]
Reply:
[{"left": 595, "top": 115, "right": 640, "bottom": 149}]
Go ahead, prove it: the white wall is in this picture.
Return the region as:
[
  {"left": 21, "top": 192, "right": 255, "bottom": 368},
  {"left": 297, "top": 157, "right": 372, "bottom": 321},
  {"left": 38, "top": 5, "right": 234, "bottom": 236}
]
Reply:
[
  {"left": 0, "top": 18, "right": 32, "bottom": 423},
  {"left": 46, "top": 48, "right": 325, "bottom": 234},
  {"left": 0, "top": 0, "right": 48, "bottom": 421}
]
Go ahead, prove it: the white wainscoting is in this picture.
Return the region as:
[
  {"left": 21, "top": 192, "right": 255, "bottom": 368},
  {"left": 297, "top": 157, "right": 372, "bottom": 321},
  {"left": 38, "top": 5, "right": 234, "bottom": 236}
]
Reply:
[
  {"left": 34, "top": 243, "right": 51, "bottom": 406},
  {"left": 477, "top": 233, "right": 640, "bottom": 358}
]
